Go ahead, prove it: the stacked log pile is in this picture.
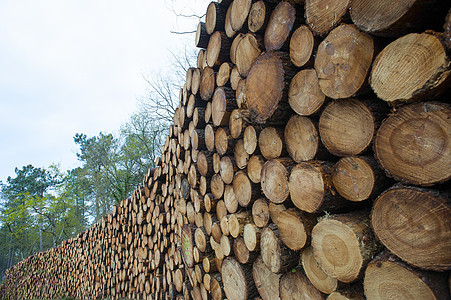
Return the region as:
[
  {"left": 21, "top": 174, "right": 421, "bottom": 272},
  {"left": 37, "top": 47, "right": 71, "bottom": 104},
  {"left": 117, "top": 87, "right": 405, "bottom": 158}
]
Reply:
[{"left": 1, "top": 1, "right": 451, "bottom": 299}]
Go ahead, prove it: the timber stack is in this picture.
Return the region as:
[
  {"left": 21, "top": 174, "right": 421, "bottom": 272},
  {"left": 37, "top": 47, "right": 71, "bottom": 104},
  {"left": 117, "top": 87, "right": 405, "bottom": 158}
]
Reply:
[{"left": 1, "top": 0, "right": 451, "bottom": 299}]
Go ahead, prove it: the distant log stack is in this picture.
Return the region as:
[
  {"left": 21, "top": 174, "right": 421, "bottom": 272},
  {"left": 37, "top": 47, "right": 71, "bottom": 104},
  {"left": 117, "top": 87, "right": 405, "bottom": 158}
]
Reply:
[{"left": 1, "top": 1, "right": 450, "bottom": 300}]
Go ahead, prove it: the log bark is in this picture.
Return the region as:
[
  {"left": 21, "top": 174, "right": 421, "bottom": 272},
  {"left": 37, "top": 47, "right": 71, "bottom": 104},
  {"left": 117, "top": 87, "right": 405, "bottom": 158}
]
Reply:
[
  {"left": 374, "top": 101, "right": 451, "bottom": 186},
  {"left": 350, "top": 0, "right": 450, "bottom": 37},
  {"left": 371, "top": 185, "right": 451, "bottom": 271}
]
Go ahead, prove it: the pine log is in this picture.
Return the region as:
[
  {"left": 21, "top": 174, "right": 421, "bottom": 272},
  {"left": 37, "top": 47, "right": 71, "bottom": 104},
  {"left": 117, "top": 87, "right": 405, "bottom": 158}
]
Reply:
[
  {"left": 261, "top": 158, "right": 296, "bottom": 204},
  {"left": 371, "top": 185, "right": 451, "bottom": 271},
  {"left": 289, "top": 161, "right": 347, "bottom": 213},
  {"left": 305, "top": 0, "right": 350, "bottom": 36},
  {"left": 302, "top": 246, "right": 339, "bottom": 294},
  {"left": 247, "top": 155, "right": 265, "bottom": 184},
  {"left": 221, "top": 257, "right": 258, "bottom": 300},
  {"left": 196, "top": 22, "right": 210, "bottom": 49},
  {"left": 205, "top": 124, "right": 215, "bottom": 152},
  {"left": 200, "top": 67, "right": 216, "bottom": 101},
  {"left": 248, "top": 1, "right": 271, "bottom": 34},
  {"left": 288, "top": 69, "right": 325, "bottom": 116},
  {"left": 220, "top": 155, "right": 237, "bottom": 185},
  {"left": 243, "top": 223, "right": 261, "bottom": 252},
  {"left": 260, "top": 224, "right": 299, "bottom": 274},
  {"left": 311, "top": 211, "right": 380, "bottom": 283},
  {"left": 206, "top": 31, "right": 231, "bottom": 68},
  {"left": 245, "top": 52, "right": 295, "bottom": 123},
  {"left": 364, "top": 252, "right": 450, "bottom": 300},
  {"left": 192, "top": 68, "right": 202, "bottom": 96},
  {"left": 225, "top": 1, "right": 237, "bottom": 38},
  {"left": 217, "top": 62, "right": 232, "bottom": 87},
  {"left": 210, "top": 173, "right": 225, "bottom": 200},
  {"left": 289, "top": 25, "right": 315, "bottom": 67},
  {"left": 319, "top": 98, "right": 376, "bottom": 156},
  {"left": 284, "top": 115, "right": 323, "bottom": 162},
  {"left": 230, "top": 0, "right": 252, "bottom": 32},
  {"left": 332, "top": 156, "right": 389, "bottom": 202},
  {"left": 252, "top": 256, "right": 281, "bottom": 300},
  {"left": 264, "top": 1, "right": 296, "bottom": 51},
  {"left": 236, "top": 33, "right": 263, "bottom": 77},
  {"left": 206, "top": 2, "right": 226, "bottom": 34},
  {"left": 230, "top": 32, "right": 246, "bottom": 64},
  {"left": 279, "top": 267, "right": 324, "bottom": 300},
  {"left": 315, "top": 24, "right": 374, "bottom": 99},
  {"left": 215, "top": 127, "right": 235, "bottom": 156},
  {"left": 370, "top": 33, "right": 451, "bottom": 104},
  {"left": 350, "top": 0, "right": 450, "bottom": 37},
  {"left": 374, "top": 101, "right": 451, "bottom": 186},
  {"left": 243, "top": 125, "right": 260, "bottom": 155},
  {"left": 259, "top": 127, "right": 286, "bottom": 160},
  {"left": 233, "top": 171, "right": 258, "bottom": 207},
  {"left": 234, "top": 139, "right": 250, "bottom": 169},
  {"left": 234, "top": 236, "right": 258, "bottom": 264},
  {"left": 212, "top": 86, "right": 236, "bottom": 126},
  {"left": 181, "top": 224, "right": 196, "bottom": 268},
  {"left": 252, "top": 198, "right": 270, "bottom": 228},
  {"left": 276, "top": 208, "right": 316, "bottom": 251},
  {"left": 224, "top": 184, "right": 239, "bottom": 213}
]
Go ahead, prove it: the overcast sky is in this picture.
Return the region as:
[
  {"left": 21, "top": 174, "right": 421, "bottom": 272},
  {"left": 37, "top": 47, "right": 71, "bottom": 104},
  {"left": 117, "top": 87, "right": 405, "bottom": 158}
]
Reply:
[{"left": 0, "top": 0, "right": 208, "bottom": 183}]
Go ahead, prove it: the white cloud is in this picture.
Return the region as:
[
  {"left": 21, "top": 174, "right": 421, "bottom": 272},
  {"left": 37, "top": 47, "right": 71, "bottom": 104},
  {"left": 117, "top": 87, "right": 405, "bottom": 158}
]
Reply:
[{"left": 0, "top": 0, "right": 209, "bottom": 182}]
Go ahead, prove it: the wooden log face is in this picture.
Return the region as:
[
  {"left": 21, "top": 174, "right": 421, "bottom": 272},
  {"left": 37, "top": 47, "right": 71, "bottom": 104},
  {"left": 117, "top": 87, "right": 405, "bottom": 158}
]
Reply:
[
  {"left": 301, "top": 246, "right": 338, "bottom": 294},
  {"left": 236, "top": 33, "right": 262, "bottom": 77},
  {"left": 264, "top": 1, "right": 296, "bottom": 51},
  {"left": 248, "top": 1, "right": 268, "bottom": 34},
  {"left": 222, "top": 257, "right": 256, "bottom": 300},
  {"left": 374, "top": 102, "right": 450, "bottom": 186},
  {"left": 261, "top": 159, "right": 291, "bottom": 204},
  {"left": 364, "top": 259, "right": 440, "bottom": 300},
  {"left": 246, "top": 52, "right": 285, "bottom": 123},
  {"left": 315, "top": 24, "right": 374, "bottom": 99},
  {"left": 279, "top": 268, "right": 324, "bottom": 300},
  {"left": 372, "top": 186, "right": 451, "bottom": 271},
  {"left": 230, "top": 0, "right": 252, "bottom": 32},
  {"left": 252, "top": 256, "right": 281, "bottom": 300},
  {"left": 370, "top": 33, "right": 450, "bottom": 103},
  {"left": 312, "top": 212, "right": 378, "bottom": 283},
  {"left": 319, "top": 98, "right": 375, "bottom": 156},
  {"left": 285, "top": 115, "right": 320, "bottom": 162},
  {"left": 332, "top": 156, "right": 376, "bottom": 202},
  {"left": 288, "top": 69, "right": 325, "bottom": 116},
  {"left": 305, "top": 0, "right": 351, "bottom": 36}
]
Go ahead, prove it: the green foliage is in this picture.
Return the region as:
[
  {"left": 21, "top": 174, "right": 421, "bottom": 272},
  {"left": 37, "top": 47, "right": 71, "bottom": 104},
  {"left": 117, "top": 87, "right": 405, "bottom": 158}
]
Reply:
[{"left": 0, "top": 111, "right": 167, "bottom": 281}]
